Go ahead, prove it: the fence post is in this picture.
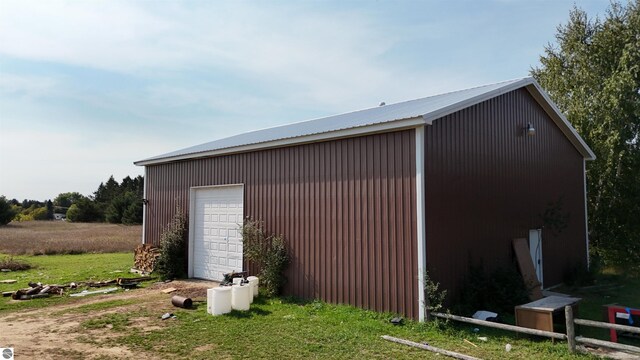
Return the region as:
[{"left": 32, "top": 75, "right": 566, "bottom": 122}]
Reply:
[{"left": 565, "top": 305, "right": 576, "bottom": 353}]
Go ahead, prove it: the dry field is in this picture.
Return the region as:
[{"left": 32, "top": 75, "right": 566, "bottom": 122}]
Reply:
[{"left": 0, "top": 221, "right": 141, "bottom": 255}]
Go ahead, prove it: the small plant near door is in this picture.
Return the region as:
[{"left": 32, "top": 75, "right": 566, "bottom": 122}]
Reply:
[
  {"left": 423, "top": 271, "right": 447, "bottom": 314},
  {"left": 156, "top": 204, "right": 187, "bottom": 280},
  {"left": 241, "top": 218, "right": 289, "bottom": 297},
  {"left": 539, "top": 196, "right": 570, "bottom": 236}
]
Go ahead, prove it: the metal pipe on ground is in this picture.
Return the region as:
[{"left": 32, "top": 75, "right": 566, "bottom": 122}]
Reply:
[{"left": 171, "top": 295, "right": 193, "bottom": 309}]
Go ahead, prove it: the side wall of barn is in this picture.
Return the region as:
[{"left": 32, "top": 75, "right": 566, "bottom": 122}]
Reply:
[
  {"left": 144, "top": 130, "right": 420, "bottom": 318},
  {"left": 424, "top": 88, "right": 587, "bottom": 301}
]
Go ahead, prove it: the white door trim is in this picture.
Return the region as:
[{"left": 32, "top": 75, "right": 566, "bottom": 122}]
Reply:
[
  {"left": 188, "top": 183, "right": 244, "bottom": 279},
  {"left": 529, "top": 229, "right": 543, "bottom": 288}
]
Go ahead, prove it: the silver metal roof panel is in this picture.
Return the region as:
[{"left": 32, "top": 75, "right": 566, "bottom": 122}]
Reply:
[{"left": 135, "top": 77, "right": 594, "bottom": 165}]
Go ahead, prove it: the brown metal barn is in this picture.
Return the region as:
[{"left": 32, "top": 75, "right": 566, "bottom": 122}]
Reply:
[{"left": 135, "top": 78, "right": 595, "bottom": 321}]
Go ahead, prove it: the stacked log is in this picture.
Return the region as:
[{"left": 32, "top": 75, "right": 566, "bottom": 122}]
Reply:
[{"left": 133, "top": 244, "right": 161, "bottom": 274}]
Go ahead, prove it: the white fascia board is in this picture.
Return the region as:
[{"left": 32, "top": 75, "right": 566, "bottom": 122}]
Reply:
[
  {"left": 525, "top": 82, "right": 596, "bottom": 160},
  {"left": 423, "top": 78, "right": 533, "bottom": 124},
  {"left": 135, "top": 117, "right": 426, "bottom": 166}
]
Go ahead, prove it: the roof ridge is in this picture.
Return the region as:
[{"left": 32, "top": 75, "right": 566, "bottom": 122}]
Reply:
[{"left": 251, "top": 77, "right": 533, "bottom": 132}]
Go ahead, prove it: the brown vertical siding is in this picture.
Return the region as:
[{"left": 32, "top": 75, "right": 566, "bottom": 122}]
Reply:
[
  {"left": 145, "top": 130, "right": 419, "bottom": 319},
  {"left": 424, "top": 88, "right": 587, "bottom": 301}
]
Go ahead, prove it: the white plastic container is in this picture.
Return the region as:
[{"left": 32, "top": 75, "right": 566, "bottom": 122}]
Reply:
[
  {"left": 231, "top": 284, "right": 251, "bottom": 311},
  {"left": 247, "top": 276, "right": 259, "bottom": 298},
  {"left": 210, "top": 286, "right": 232, "bottom": 315},
  {"left": 207, "top": 288, "right": 214, "bottom": 314},
  {"left": 232, "top": 277, "right": 243, "bottom": 285}
]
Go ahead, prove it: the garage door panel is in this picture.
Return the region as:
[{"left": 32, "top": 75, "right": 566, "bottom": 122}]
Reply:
[{"left": 192, "top": 185, "right": 243, "bottom": 281}]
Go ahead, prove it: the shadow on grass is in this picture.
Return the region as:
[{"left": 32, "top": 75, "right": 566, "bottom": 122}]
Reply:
[
  {"left": 226, "top": 307, "right": 272, "bottom": 318},
  {"left": 279, "top": 296, "right": 314, "bottom": 305}
]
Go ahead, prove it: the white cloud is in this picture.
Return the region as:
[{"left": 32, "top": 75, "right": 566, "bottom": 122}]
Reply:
[{"left": 0, "top": 1, "right": 473, "bottom": 109}]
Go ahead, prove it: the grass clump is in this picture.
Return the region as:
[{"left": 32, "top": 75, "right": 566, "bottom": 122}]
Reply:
[
  {"left": 82, "top": 313, "right": 132, "bottom": 331},
  {"left": 0, "top": 255, "right": 32, "bottom": 271},
  {"left": 241, "top": 218, "right": 289, "bottom": 297},
  {"left": 156, "top": 205, "right": 187, "bottom": 280}
]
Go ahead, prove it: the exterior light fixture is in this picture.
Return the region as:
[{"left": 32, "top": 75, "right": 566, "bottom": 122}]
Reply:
[{"left": 525, "top": 123, "right": 536, "bottom": 136}]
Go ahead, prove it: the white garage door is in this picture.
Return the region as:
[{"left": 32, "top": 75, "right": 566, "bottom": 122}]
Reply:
[{"left": 190, "top": 185, "right": 244, "bottom": 281}]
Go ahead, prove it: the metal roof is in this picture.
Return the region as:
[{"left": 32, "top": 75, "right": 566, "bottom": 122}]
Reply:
[{"left": 135, "top": 77, "right": 595, "bottom": 165}]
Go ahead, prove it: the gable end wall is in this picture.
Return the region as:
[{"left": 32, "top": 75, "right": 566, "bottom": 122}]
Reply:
[{"left": 424, "top": 88, "right": 587, "bottom": 301}]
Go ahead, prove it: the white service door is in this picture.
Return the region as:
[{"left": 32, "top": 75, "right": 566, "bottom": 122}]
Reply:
[
  {"left": 529, "top": 229, "right": 543, "bottom": 287},
  {"left": 192, "top": 186, "right": 244, "bottom": 281}
]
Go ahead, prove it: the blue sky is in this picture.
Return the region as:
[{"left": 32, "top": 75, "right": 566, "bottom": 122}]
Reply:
[{"left": 0, "top": 0, "right": 610, "bottom": 200}]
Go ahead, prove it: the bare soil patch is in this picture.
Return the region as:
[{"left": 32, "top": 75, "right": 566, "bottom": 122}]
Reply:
[
  {"left": 0, "top": 221, "right": 141, "bottom": 255},
  {"left": 0, "top": 279, "right": 217, "bottom": 359}
]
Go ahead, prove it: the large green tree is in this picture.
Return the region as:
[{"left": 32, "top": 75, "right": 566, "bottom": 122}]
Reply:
[{"left": 531, "top": 1, "right": 640, "bottom": 272}]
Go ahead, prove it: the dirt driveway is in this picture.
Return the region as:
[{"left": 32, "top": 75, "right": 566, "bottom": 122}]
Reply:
[{"left": 0, "top": 279, "right": 217, "bottom": 359}]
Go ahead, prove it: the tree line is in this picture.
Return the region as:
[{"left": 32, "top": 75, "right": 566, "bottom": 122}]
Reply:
[
  {"left": 0, "top": 175, "right": 144, "bottom": 225},
  {"left": 532, "top": 1, "right": 639, "bottom": 272}
]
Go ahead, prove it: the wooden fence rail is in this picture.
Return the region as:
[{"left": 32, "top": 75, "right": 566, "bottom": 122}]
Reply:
[
  {"left": 430, "top": 312, "right": 567, "bottom": 340},
  {"left": 432, "top": 309, "right": 640, "bottom": 356},
  {"left": 564, "top": 305, "right": 640, "bottom": 354},
  {"left": 574, "top": 318, "right": 640, "bottom": 334}
]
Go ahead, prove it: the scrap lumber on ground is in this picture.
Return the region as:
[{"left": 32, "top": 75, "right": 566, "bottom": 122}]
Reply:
[
  {"left": 381, "top": 335, "right": 481, "bottom": 360},
  {"left": 5, "top": 276, "right": 154, "bottom": 300}
]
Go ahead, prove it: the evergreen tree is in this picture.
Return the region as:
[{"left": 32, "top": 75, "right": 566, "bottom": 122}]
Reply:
[{"left": 0, "top": 196, "right": 17, "bottom": 225}]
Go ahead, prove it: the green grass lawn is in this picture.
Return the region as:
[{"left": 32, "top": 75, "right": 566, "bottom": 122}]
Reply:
[
  {"left": 2, "top": 253, "right": 638, "bottom": 359},
  {"left": 90, "top": 296, "right": 596, "bottom": 360},
  {"left": 0, "top": 252, "right": 135, "bottom": 312}
]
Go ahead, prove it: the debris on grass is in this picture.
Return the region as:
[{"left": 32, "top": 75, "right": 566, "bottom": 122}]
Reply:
[
  {"left": 161, "top": 287, "right": 177, "bottom": 294},
  {"left": 171, "top": 295, "right": 193, "bottom": 309},
  {"left": 161, "top": 312, "right": 176, "bottom": 320},
  {"left": 4, "top": 276, "right": 154, "bottom": 301},
  {"left": 12, "top": 285, "right": 65, "bottom": 300},
  {"left": 390, "top": 317, "right": 404, "bottom": 325},
  {"left": 472, "top": 310, "right": 498, "bottom": 321},
  {"left": 463, "top": 339, "right": 478, "bottom": 348},
  {"left": 70, "top": 287, "right": 119, "bottom": 297},
  {"left": 0, "top": 279, "right": 17, "bottom": 284},
  {"left": 382, "top": 335, "right": 480, "bottom": 360}
]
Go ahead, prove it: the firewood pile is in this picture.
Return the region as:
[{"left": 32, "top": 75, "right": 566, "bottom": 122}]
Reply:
[{"left": 133, "top": 244, "right": 161, "bottom": 274}]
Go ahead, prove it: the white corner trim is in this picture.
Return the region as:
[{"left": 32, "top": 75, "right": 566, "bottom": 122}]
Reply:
[
  {"left": 188, "top": 187, "right": 196, "bottom": 278},
  {"left": 415, "top": 126, "right": 427, "bottom": 322},
  {"left": 583, "top": 159, "right": 590, "bottom": 268},
  {"left": 142, "top": 167, "right": 147, "bottom": 244}
]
